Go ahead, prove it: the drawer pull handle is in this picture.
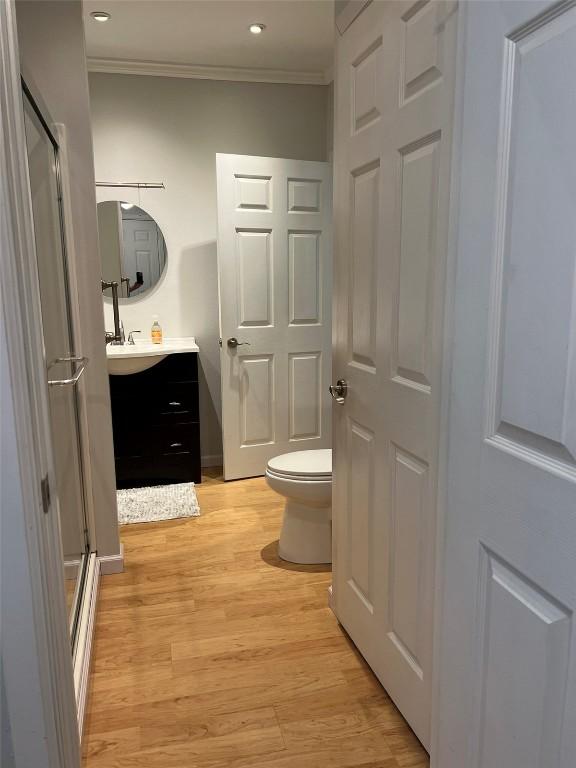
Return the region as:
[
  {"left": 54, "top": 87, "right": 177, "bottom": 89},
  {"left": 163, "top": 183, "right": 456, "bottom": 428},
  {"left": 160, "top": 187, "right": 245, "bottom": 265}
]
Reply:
[
  {"left": 170, "top": 442, "right": 183, "bottom": 448},
  {"left": 168, "top": 401, "right": 182, "bottom": 407}
]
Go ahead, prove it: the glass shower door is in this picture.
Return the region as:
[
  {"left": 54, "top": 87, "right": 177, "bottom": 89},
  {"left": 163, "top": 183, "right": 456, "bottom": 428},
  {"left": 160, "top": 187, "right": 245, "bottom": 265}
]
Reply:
[{"left": 22, "top": 86, "right": 90, "bottom": 644}]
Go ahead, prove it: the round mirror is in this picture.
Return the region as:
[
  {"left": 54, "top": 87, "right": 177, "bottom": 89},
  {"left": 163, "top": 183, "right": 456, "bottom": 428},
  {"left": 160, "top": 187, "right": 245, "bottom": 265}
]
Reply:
[{"left": 97, "top": 201, "right": 167, "bottom": 300}]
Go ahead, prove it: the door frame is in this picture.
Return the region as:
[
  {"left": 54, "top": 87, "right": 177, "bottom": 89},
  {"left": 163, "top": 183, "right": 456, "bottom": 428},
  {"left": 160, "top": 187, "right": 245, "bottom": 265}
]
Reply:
[
  {"left": 0, "top": 0, "right": 80, "bottom": 764},
  {"left": 22, "top": 76, "right": 92, "bottom": 647},
  {"left": 428, "top": 0, "right": 470, "bottom": 763}
]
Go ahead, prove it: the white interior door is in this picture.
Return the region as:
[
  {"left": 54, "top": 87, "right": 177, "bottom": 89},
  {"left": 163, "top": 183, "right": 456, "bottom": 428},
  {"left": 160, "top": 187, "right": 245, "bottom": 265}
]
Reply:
[
  {"left": 436, "top": 2, "right": 576, "bottom": 765},
  {"left": 217, "top": 154, "right": 332, "bottom": 480},
  {"left": 332, "top": 0, "right": 458, "bottom": 748}
]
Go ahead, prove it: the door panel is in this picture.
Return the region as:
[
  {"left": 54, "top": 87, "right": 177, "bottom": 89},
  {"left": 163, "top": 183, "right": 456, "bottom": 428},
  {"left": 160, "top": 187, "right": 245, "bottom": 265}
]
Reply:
[
  {"left": 388, "top": 445, "right": 428, "bottom": 674},
  {"left": 289, "top": 353, "right": 321, "bottom": 440},
  {"left": 395, "top": 136, "right": 439, "bottom": 388},
  {"left": 217, "top": 154, "right": 332, "bottom": 480},
  {"left": 474, "top": 549, "right": 571, "bottom": 768},
  {"left": 350, "top": 162, "right": 379, "bottom": 370},
  {"left": 237, "top": 230, "right": 273, "bottom": 327},
  {"left": 437, "top": 2, "right": 576, "bottom": 766},
  {"left": 240, "top": 355, "right": 275, "bottom": 447},
  {"left": 333, "top": 0, "right": 458, "bottom": 748},
  {"left": 347, "top": 420, "right": 375, "bottom": 606},
  {"left": 288, "top": 231, "right": 321, "bottom": 324}
]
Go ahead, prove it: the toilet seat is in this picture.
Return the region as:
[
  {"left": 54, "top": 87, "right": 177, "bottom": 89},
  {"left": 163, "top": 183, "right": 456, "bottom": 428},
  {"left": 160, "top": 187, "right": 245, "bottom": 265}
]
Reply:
[{"left": 266, "top": 449, "right": 332, "bottom": 481}]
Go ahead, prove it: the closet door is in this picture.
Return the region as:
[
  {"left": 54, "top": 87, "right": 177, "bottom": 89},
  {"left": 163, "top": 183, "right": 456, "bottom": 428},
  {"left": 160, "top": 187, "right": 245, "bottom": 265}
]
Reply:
[
  {"left": 436, "top": 2, "right": 576, "bottom": 765},
  {"left": 331, "top": 0, "right": 458, "bottom": 748},
  {"left": 23, "top": 87, "right": 90, "bottom": 643}
]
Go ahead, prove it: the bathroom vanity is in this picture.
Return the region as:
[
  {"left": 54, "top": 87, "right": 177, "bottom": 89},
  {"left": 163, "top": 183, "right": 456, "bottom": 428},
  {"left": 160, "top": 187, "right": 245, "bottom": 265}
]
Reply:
[{"left": 107, "top": 339, "right": 201, "bottom": 488}]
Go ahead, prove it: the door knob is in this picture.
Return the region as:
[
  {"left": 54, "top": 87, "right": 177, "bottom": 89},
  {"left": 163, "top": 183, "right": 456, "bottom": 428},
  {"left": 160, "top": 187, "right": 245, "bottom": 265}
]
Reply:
[
  {"left": 329, "top": 379, "right": 348, "bottom": 404},
  {"left": 227, "top": 337, "right": 251, "bottom": 349}
]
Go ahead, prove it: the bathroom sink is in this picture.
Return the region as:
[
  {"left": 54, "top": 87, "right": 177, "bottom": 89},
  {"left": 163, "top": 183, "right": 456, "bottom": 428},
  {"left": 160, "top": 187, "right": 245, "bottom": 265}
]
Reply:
[{"left": 106, "top": 337, "right": 199, "bottom": 375}]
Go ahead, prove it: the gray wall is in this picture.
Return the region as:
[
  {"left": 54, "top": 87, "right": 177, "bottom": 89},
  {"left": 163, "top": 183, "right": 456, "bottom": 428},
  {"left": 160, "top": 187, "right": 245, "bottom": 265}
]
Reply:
[
  {"left": 16, "top": 0, "right": 120, "bottom": 558},
  {"left": 90, "top": 73, "right": 330, "bottom": 463}
]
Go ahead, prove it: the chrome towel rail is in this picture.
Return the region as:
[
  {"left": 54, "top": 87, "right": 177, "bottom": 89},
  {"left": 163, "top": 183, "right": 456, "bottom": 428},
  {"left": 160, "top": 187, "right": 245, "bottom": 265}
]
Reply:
[{"left": 47, "top": 356, "right": 88, "bottom": 387}]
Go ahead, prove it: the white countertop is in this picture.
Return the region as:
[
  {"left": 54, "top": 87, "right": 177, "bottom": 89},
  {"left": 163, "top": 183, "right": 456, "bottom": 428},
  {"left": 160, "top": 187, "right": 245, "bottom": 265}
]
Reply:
[{"left": 106, "top": 336, "right": 199, "bottom": 359}]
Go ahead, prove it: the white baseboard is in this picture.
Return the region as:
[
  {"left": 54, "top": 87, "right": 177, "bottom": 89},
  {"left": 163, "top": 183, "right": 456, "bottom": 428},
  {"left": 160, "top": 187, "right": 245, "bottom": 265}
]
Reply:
[
  {"left": 73, "top": 545, "right": 125, "bottom": 740},
  {"left": 63, "top": 558, "right": 80, "bottom": 580},
  {"left": 201, "top": 454, "right": 223, "bottom": 468},
  {"left": 99, "top": 543, "right": 124, "bottom": 575},
  {"left": 73, "top": 553, "right": 99, "bottom": 740}
]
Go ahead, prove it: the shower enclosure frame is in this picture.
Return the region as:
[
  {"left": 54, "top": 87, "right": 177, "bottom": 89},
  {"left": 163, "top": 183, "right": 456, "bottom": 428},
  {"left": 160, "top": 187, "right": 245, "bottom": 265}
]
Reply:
[
  {"left": 20, "top": 70, "right": 107, "bottom": 737},
  {"left": 21, "top": 77, "right": 92, "bottom": 648}
]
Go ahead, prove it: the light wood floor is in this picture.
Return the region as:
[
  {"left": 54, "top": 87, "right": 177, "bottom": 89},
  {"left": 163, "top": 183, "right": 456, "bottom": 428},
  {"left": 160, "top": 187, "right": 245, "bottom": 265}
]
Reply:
[{"left": 83, "top": 470, "right": 428, "bottom": 768}]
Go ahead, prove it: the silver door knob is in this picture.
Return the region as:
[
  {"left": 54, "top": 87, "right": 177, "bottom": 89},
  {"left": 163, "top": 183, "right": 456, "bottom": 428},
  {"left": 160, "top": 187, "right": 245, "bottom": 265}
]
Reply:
[
  {"left": 227, "top": 337, "right": 251, "bottom": 349},
  {"left": 329, "top": 379, "right": 348, "bottom": 404}
]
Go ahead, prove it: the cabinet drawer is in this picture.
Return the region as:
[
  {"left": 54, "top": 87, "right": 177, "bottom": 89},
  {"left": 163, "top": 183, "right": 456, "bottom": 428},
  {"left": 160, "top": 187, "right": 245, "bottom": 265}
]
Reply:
[
  {"left": 115, "top": 452, "right": 201, "bottom": 489},
  {"left": 111, "top": 382, "right": 199, "bottom": 425},
  {"left": 113, "top": 422, "right": 200, "bottom": 459}
]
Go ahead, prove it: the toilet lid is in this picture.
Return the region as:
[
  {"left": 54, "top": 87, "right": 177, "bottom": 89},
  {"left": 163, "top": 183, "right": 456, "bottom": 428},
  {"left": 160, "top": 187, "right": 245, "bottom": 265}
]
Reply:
[{"left": 267, "top": 449, "right": 332, "bottom": 479}]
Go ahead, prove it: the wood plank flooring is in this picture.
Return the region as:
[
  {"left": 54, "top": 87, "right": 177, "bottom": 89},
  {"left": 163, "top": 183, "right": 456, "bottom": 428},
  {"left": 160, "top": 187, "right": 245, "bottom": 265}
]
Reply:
[{"left": 82, "top": 470, "right": 428, "bottom": 768}]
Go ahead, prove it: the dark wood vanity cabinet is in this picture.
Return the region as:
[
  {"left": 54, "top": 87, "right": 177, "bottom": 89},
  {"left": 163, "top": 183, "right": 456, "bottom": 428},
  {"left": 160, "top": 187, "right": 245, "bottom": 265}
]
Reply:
[{"left": 109, "top": 352, "right": 201, "bottom": 488}]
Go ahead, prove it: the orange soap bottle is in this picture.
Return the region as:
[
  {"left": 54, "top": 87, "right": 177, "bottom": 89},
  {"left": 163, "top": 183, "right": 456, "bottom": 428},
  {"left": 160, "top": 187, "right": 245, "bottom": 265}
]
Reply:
[{"left": 151, "top": 315, "right": 163, "bottom": 344}]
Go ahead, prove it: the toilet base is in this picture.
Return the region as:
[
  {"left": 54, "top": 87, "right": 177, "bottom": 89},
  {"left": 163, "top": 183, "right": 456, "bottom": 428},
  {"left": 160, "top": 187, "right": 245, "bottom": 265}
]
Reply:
[{"left": 278, "top": 500, "right": 332, "bottom": 564}]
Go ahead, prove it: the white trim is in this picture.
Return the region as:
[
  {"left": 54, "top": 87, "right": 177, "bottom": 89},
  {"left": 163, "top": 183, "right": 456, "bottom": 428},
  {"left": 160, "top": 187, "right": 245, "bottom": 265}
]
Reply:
[
  {"left": 99, "top": 543, "right": 125, "bottom": 575},
  {"left": 335, "top": 0, "right": 372, "bottom": 35},
  {"left": 201, "top": 454, "right": 223, "bottom": 469},
  {"left": 73, "top": 546, "right": 124, "bottom": 740},
  {"left": 430, "top": 2, "right": 468, "bottom": 765},
  {"left": 87, "top": 57, "right": 330, "bottom": 85},
  {"left": 73, "top": 553, "right": 99, "bottom": 741},
  {"left": 0, "top": 1, "right": 80, "bottom": 764},
  {"left": 64, "top": 559, "right": 81, "bottom": 580}
]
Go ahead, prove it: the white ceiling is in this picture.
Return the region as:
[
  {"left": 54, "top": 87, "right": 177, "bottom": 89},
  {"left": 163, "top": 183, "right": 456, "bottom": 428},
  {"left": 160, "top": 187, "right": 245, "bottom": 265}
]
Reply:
[{"left": 83, "top": 0, "right": 334, "bottom": 84}]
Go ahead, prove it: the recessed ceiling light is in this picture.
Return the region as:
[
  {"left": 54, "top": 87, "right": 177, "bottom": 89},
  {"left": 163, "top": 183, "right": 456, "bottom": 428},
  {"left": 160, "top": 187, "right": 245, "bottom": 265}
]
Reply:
[
  {"left": 249, "top": 23, "right": 266, "bottom": 35},
  {"left": 91, "top": 11, "right": 111, "bottom": 22}
]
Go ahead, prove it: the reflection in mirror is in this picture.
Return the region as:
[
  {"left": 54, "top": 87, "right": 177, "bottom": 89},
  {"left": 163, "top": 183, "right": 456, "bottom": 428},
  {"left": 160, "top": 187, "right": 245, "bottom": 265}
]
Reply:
[{"left": 97, "top": 201, "right": 167, "bottom": 299}]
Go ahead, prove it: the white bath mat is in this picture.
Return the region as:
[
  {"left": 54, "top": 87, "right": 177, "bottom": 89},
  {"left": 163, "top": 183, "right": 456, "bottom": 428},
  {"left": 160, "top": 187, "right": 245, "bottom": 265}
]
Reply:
[{"left": 116, "top": 482, "right": 201, "bottom": 525}]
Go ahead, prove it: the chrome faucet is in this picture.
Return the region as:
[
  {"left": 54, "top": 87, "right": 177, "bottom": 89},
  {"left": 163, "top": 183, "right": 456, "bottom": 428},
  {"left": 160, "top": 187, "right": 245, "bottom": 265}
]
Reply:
[
  {"left": 101, "top": 280, "right": 123, "bottom": 345},
  {"left": 127, "top": 330, "right": 141, "bottom": 345}
]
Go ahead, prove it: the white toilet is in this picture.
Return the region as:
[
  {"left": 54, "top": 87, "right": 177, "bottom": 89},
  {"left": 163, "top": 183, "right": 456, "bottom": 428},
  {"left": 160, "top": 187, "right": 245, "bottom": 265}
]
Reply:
[{"left": 265, "top": 449, "right": 332, "bottom": 564}]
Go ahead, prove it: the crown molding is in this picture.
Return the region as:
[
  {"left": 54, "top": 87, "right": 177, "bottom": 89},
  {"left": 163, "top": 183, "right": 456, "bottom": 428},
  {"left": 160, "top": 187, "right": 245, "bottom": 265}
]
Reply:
[{"left": 87, "top": 57, "right": 330, "bottom": 85}]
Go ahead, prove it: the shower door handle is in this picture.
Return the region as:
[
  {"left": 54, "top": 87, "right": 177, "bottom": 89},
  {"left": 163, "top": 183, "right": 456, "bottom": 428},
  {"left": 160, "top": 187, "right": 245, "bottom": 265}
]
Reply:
[{"left": 47, "top": 356, "right": 89, "bottom": 387}]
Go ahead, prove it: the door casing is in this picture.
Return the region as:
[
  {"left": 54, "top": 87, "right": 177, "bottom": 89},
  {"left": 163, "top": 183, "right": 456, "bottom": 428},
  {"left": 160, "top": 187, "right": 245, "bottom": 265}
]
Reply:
[{"left": 0, "top": 0, "right": 81, "bottom": 764}]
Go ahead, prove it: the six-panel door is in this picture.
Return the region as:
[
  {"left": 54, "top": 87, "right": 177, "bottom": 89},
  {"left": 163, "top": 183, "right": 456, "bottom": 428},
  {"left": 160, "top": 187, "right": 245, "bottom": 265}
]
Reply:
[
  {"left": 332, "top": 0, "right": 458, "bottom": 748},
  {"left": 437, "top": 2, "right": 576, "bottom": 765},
  {"left": 217, "top": 154, "right": 332, "bottom": 480}
]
